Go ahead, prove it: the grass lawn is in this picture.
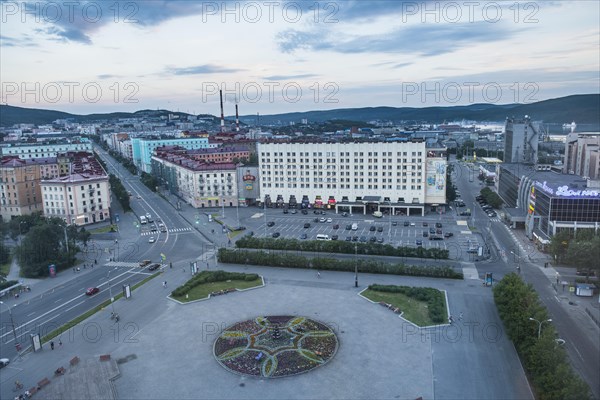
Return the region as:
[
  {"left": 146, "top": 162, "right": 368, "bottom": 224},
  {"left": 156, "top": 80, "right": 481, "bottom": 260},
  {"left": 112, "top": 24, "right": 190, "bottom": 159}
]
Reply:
[
  {"left": 89, "top": 224, "right": 118, "bottom": 234},
  {"left": 362, "top": 289, "right": 444, "bottom": 327},
  {"left": 173, "top": 278, "right": 262, "bottom": 302}
]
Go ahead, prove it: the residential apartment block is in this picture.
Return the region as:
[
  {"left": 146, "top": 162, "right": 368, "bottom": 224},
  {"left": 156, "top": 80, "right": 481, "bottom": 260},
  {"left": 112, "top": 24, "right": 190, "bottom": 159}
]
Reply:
[
  {"left": 257, "top": 141, "right": 447, "bottom": 215},
  {"left": 40, "top": 153, "right": 111, "bottom": 225},
  {"left": 1, "top": 156, "right": 59, "bottom": 219},
  {"left": 0, "top": 139, "right": 93, "bottom": 159},
  {"left": 131, "top": 137, "right": 217, "bottom": 173},
  {"left": 503, "top": 116, "right": 539, "bottom": 164}
]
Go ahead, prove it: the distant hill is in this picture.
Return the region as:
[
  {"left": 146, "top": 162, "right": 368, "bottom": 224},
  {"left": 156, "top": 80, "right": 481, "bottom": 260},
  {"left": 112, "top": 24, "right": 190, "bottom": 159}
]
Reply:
[
  {"left": 237, "top": 94, "right": 599, "bottom": 125},
  {"left": 1, "top": 94, "right": 598, "bottom": 127}
]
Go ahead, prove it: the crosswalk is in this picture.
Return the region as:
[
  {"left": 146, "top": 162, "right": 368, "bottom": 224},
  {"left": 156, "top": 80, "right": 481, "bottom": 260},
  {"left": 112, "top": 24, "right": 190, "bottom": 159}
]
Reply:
[
  {"left": 105, "top": 261, "right": 166, "bottom": 269},
  {"left": 140, "top": 227, "right": 193, "bottom": 236}
]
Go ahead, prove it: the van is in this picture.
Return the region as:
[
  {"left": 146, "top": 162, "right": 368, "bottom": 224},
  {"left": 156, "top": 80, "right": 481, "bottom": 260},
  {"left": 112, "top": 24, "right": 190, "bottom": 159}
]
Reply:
[
  {"left": 373, "top": 211, "right": 383, "bottom": 218},
  {"left": 316, "top": 234, "right": 331, "bottom": 241},
  {"left": 140, "top": 216, "right": 147, "bottom": 224},
  {"left": 351, "top": 223, "right": 358, "bottom": 231}
]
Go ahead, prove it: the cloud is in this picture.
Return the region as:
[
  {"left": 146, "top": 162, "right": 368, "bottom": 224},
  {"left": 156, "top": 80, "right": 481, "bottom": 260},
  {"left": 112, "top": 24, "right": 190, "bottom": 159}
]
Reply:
[
  {"left": 166, "top": 64, "right": 244, "bottom": 75},
  {"left": 277, "top": 22, "right": 517, "bottom": 56},
  {"left": 262, "top": 74, "right": 318, "bottom": 80},
  {"left": 0, "top": 34, "right": 39, "bottom": 47}
]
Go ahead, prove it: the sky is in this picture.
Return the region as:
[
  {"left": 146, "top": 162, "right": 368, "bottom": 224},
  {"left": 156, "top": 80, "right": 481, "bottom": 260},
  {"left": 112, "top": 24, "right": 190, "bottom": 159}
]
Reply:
[{"left": 0, "top": 0, "right": 599, "bottom": 116}]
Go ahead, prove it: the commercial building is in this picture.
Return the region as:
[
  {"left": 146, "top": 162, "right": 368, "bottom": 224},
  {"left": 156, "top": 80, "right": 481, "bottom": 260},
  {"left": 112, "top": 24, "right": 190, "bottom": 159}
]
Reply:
[
  {"left": 503, "top": 116, "right": 539, "bottom": 164},
  {"left": 497, "top": 163, "right": 600, "bottom": 245},
  {"left": 131, "top": 137, "right": 217, "bottom": 173},
  {"left": 0, "top": 156, "right": 59, "bottom": 219},
  {"left": 40, "top": 153, "right": 111, "bottom": 225},
  {"left": 257, "top": 141, "right": 447, "bottom": 215},
  {"left": 563, "top": 131, "right": 600, "bottom": 179}
]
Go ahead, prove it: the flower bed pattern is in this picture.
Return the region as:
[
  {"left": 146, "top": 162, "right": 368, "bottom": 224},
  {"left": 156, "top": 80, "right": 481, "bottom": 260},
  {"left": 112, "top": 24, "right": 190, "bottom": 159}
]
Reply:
[{"left": 214, "top": 315, "right": 338, "bottom": 378}]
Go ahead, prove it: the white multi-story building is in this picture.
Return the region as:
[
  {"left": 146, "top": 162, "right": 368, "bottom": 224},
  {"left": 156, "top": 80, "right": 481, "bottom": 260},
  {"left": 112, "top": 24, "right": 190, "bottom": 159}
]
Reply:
[
  {"left": 258, "top": 141, "right": 447, "bottom": 215},
  {"left": 503, "top": 116, "right": 539, "bottom": 164},
  {"left": 0, "top": 140, "right": 93, "bottom": 159}
]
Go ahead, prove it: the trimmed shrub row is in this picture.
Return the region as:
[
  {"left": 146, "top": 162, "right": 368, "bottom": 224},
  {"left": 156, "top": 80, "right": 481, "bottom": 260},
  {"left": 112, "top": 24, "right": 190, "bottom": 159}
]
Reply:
[
  {"left": 0, "top": 280, "right": 19, "bottom": 291},
  {"left": 218, "top": 249, "right": 462, "bottom": 279},
  {"left": 172, "top": 270, "right": 259, "bottom": 297},
  {"left": 236, "top": 236, "right": 449, "bottom": 260},
  {"left": 493, "top": 273, "right": 591, "bottom": 400},
  {"left": 368, "top": 284, "right": 446, "bottom": 323}
]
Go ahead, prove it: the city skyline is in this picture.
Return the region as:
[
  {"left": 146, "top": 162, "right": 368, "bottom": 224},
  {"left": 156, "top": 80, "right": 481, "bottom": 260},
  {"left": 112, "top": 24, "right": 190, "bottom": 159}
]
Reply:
[{"left": 1, "top": 1, "right": 599, "bottom": 115}]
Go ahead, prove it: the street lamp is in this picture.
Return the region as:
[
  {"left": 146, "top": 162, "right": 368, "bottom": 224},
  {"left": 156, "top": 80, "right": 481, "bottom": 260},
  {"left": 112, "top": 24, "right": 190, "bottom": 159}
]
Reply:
[
  {"left": 354, "top": 244, "right": 358, "bottom": 287},
  {"left": 529, "top": 317, "right": 552, "bottom": 339},
  {"left": 387, "top": 200, "right": 392, "bottom": 243},
  {"left": 510, "top": 250, "right": 521, "bottom": 273},
  {"left": 0, "top": 301, "right": 20, "bottom": 351},
  {"left": 107, "top": 269, "right": 116, "bottom": 314}
]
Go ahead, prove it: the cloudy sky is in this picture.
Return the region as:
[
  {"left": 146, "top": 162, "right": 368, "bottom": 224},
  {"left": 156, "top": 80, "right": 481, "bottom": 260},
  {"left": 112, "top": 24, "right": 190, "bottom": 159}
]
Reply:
[{"left": 1, "top": 0, "right": 598, "bottom": 116}]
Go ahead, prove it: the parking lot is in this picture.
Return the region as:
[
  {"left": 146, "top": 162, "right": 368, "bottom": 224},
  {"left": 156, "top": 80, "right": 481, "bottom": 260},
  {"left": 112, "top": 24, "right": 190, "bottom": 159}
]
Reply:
[{"left": 245, "top": 209, "right": 483, "bottom": 259}]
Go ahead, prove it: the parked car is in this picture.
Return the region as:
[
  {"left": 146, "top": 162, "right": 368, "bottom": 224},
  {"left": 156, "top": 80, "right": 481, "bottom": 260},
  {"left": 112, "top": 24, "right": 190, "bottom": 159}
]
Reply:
[
  {"left": 300, "top": 233, "right": 308, "bottom": 239},
  {"left": 151, "top": 225, "right": 157, "bottom": 232},
  {"left": 352, "top": 236, "right": 359, "bottom": 242},
  {"left": 333, "top": 224, "right": 339, "bottom": 229},
  {"left": 326, "top": 218, "right": 333, "bottom": 223},
  {"left": 416, "top": 240, "right": 423, "bottom": 246},
  {"left": 148, "top": 236, "right": 156, "bottom": 243},
  {"left": 301, "top": 209, "right": 308, "bottom": 215},
  {"left": 160, "top": 226, "right": 167, "bottom": 233},
  {"left": 429, "top": 228, "right": 436, "bottom": 234},
  {"left": 377, "top": 237, "right": 384, "bottom": 243},
  {"left": 319, "top": 217, "right": 326, "bottom": 223},
  {"left": 377, "top": 226, "right": 383, "bottom": 232},
  {"left": 291, "top": 209, "right": 297, "bottom": 214},
  {"left": 392, "top": 221, "right": 398, "bottom": 226},
  {"left": 345, "top": 236, "right": 352, "bottom": 241},
  {"left": 314, "top": 218, "right": 320, "bottom": 223},
  {"left": 435, "top": 222, "right": 443, "bottom": 228},
  {"left": 444, "top": 232, "right": 454, "bottom": 238},
  {"left": 423, "top": 231, "right": 428, "bottom": 237},
  {"left": 404, "top": 221, "right": 410, "bottom": 226},
  {"left": 86, "top": 287, "right": 100, "bottom": 296},
  {"left": 272, "top": 232, "right": 280, "bottom": 238},
  {"left": 436, "top": 229, "right": 442, "bottom": 234},
  {"left": 267, "top": 221, "right": 275, "bottom": 227},
  {"left": 360, "top": 236, "right": 368, "bottom": 243},
  {"left": 283, "top": 209, "right": 289, "bottom": 214},
  {"left": 331, "top": 235, "right": 338, "bottom": 240},
  {"left": 0, "top": 358, "right": 9, "bottom": 368},
  {"left": 342, "top": 212, "right": 349, "bottom": 217},
  {"left": 370, "top": 226, "right": 376, "bottom": 231},
  {"left": 422, "top": 222, "right": 428, "bottom": 227},
  {"left": 304, "top": 223, "right": 311, "bottom": 228},
  {"left": 346, "top": 224, "right": 352, "bottom": 230},
  {"left": 369, "top": 236, "right": 377, "bottom": 243}
]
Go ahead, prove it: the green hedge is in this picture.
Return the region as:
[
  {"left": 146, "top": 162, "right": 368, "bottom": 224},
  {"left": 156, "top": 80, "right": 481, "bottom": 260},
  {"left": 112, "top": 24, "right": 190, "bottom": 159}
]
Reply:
[
  {"left": 493, "top": 273, "right": 591, "bottom": 400},
  {"left": 235, "top": 236, "right": 449, "bottom": 260},
  {"left": 0, "top": 280, "right": 19, "bottom": 291},
  {"left": 172, "top": 270, "right": 259, "bottom": 297},
  {"left": 218, "top": 249, "right": 462, "bottom": 279},
  {"left": 368, "top": 284, "right": 446, "bottom": 323}
]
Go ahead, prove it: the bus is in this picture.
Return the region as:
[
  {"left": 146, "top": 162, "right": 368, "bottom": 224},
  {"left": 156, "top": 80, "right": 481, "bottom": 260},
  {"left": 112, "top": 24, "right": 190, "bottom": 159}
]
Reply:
[{"left": 316, "top": 234, "right": 331, "bottom": 241}]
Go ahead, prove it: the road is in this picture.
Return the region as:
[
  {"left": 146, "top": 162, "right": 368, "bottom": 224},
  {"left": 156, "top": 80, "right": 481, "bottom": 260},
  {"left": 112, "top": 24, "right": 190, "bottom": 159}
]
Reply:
[{"left": 452, "top": 158, "right": 600, "bottom": 397}]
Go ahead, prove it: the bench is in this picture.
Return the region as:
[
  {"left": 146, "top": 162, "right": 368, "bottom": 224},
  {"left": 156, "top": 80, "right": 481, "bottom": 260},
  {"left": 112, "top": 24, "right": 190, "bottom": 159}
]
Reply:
[
  {"left": 38, "top": 377, "right": 50, "bottom": 388},
  {"left": 70, "top": 356, "right": 80, "bottom": 366},
  {"left": 28, "top": 386, "right": 38, "bottom": 395}
]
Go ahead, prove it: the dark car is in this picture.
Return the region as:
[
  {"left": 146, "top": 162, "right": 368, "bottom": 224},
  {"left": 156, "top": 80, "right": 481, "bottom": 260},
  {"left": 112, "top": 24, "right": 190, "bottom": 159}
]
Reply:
[
  {"left": 232, "top": 226, "right": 246, "bottom": 231},
  {"left": 369, "top": 236, "right": 377, "bottom": 243},
  {"left": 352, "top": 236, "right": 359, "bottom": 242},
  {"left": 304, "top": 223, "right": 311, "bottom": 228},
  {"left": 377, "top": 237, "right": 384, "bottom": 243},
  {"left": 360, "top": 236, "right": 368, "bottom": 243},
  {"left": 247, "top": 231, "right": 254, "bottom": 237},
  {"left": 430, "top": 236, "right": 444, "bottom": 241},
  {"left": 345, "top": 236, "right": 352, "bottom": 241},
  {"left": 301, "top": 209, "right": 308, "bottom": 215},
  {"left": 423, "top": 231, "right": 428, "bottom": 237},
  {"left": 416, "top": 240, "right": 423, "bottom": 246},
  {"left": 444, "top": 232, "right": 454, "bottom": 238},
  {"left": 435, "top": 222, "right": 443, "bottom": 228},
  {"left": 331, "top": 235, "right": 339, "bottom": 240},
  {"left": 392, "top": 221, "right": 398, "bottom": 226},
  {"left": 404, "top": 221, "right": 410, "bottom": 226},
  {"left": 0, "top": 358, "right": 9, "bottom": 368},
  {"left": 333, "top": 224, "right": 339, "bottom": 229},
  {"left": 147, "top": 263, "right": 161, "bottom": 271},
  {"left": 377, "top": 226, "right": 383, "bottom": 232},
  {"left": 436, "top": 229, "right": 442, "bottom": 234},
  {"left": 267, "top": 221, "right": 275, "bottom": 227},
  {"left": 314, "top": 218, "right": 320, "bottom": 223},
  {"left": 86, "top": 287, "right": 100, "bottom": 296},
  {"left": 346, "top": 224, "right": 352, "bottom": 230},
  {"left": 283, "top": 209, "right": 289, "bottom": 214},
  {"left": 370, "top": 226, "right": 376, "bottom": 231},
  {"left": 151, "top": 225, "right": 157, "bottom": 232},
  {"left": 272, "top": 232, "right": 280, "bottom": 238},
  {"left": 429, "top": 228, "right": 436, "bottom": 234},
  {"left": 422, "top": 222, "right": 428, "bottom": 227},
  {"left": 342, "top": 212, "right": 349, "bottom": 217},
  {"left": 300, "top": 233, "right": 308, "bottom": 239}
]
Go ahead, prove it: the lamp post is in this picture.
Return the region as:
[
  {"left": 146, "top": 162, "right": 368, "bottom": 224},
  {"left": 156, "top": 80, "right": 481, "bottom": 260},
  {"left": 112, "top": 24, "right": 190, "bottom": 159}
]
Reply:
[
  {"left": 529, "top": 317, "right": 552, "bottom": 339},
  {"left": 387, "top": 200, "right": 392, "bottom": 244},
  {"left": 354, "top": 243, "right": 358, "bottom": 287},
  {"left": 510, "top": 250, "right": 521, "bottom": 274},
  {"left": 107, "top": 269, "right": 116, "bottom": 314},
  {"left": 0, "top": 301, "right": 20, "bottom": 350}
]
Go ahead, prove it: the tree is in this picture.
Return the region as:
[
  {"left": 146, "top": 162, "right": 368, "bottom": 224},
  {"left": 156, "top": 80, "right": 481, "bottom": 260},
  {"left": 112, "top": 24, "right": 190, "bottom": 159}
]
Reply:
[{"left": 548, "top": 230, "right": 570, "bottom": 263}]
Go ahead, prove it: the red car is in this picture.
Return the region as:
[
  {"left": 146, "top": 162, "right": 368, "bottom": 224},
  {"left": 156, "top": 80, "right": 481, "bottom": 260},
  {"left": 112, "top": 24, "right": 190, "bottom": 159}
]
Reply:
[{"left": 86, "top": 287, "right": 100, "bottom": 296}]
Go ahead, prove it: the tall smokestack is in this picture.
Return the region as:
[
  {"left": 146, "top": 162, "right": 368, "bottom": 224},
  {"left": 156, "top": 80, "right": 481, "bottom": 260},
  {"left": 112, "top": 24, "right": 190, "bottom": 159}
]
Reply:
[
  {"left": 235, "top": 104, "right": 240, "bottom": 132},
  {"left": 219, "top": 90, "right": 225, "bottom": 133}
]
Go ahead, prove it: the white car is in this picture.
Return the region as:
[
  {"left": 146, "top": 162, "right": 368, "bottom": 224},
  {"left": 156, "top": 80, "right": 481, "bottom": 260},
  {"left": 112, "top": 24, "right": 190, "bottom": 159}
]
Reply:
[
  {"left": 319, "top": 217, "right": 326, "bottom": 223},
  {"left": 0, "top": 358, "right": 9, "bottom": 368},
  {"left": 326, "top": 218, "right": 333, "bottom": 223},
  {"left": 148, "top": 236, "right": 156, "bottom": 243}
]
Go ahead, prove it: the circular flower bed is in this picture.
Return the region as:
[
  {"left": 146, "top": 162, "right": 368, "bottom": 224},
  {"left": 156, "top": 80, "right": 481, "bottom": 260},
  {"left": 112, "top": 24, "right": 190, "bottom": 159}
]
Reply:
[{"left": 214, "top": 315, "right": 339, "bottom": 378}]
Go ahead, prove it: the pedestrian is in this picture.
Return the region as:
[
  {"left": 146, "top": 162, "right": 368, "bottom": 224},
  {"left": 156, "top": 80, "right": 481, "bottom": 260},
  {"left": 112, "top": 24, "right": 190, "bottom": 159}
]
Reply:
[
  {"left": 50, "top": 341, "right": 54, "bottom": 350},
  {"left": 449, "top": 315, "right": 454, "bottom": 324},
  {"left": 459, "top": 312, "right": 463, "bottom": 321},
  {"left": 94, "top": 259, "right": 97, "bottom": 264},
  {"left": 207, "top": 262, "right": 209, "bottom": 269},
  {"left": 59, "top": 339, "right": 62, "bottom": 347},
  {"left": 73, "top": 267, "right": 76, "bottom": 273},
  {"left": 316, "top": 270, "right": 321, "bottom": 278}
]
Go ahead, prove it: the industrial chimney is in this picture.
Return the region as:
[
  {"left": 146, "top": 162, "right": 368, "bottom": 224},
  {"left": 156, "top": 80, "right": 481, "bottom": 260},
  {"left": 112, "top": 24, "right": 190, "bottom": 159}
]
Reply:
[
  {"left": 219, "top": 90, "right": 225, "bottom": 133},
  {"left": 235, "top": 104, "right": 240, "bottom": 132}
]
